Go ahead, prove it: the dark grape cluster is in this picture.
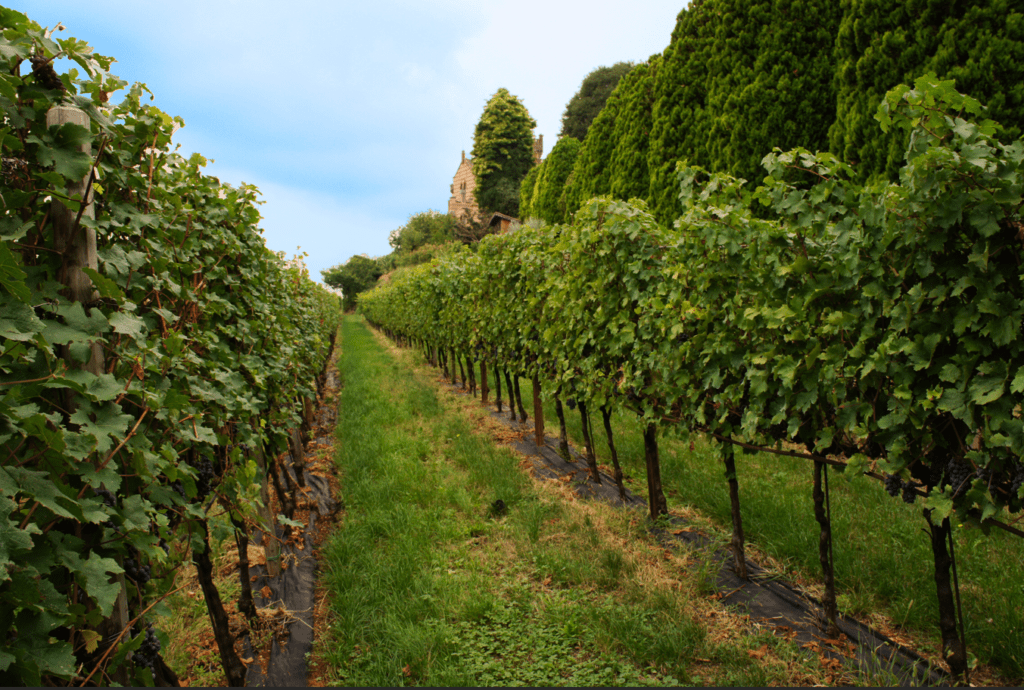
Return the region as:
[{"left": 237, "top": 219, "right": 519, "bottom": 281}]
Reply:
[
  {"left": 946, "top": 458, "right": 973, "bottom": 498},
  {"left": 30, "top": 54, "right": 66, "bottom": 92},
  {"left": 884, "top": 473, "right": 902, "bottom": 497},
  {"left": 1012, "top": 462, "right": 1024, "bottom": 498},
  {"left": 123, "top": 557, "right": 151, "bottom": 586},
  {"left": 133, "top": 623, "right": 161, "bottom": 671},
  {"left": 566, "top": 398, "right": 577, "bottom": 411},
  {"left": 189, "top": 457, "right": 215, "bottom": 500},
  {"left": 94, "top": 487, "right": 118, "bottom": 528},
  {"left": 170, "top": 480, "right": 186, "bottom": 500},
  {"left": 883, "top": 473, "right": 920, "bottom": 503}
]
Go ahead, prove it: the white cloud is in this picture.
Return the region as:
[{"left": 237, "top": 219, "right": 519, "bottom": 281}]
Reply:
[
  {"left": 235, "top": 174, "right": 400, "bottom": 281},
  {"left": 15, "top": 0, "right": 687, "bottom": 281},
  {"left": 452, "top": 0, "right": 683, "bottom": 148}
]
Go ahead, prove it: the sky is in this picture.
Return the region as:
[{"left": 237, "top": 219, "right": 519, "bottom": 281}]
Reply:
[{"left": 13, "top": 1, "right": 685, "bottom": 282}]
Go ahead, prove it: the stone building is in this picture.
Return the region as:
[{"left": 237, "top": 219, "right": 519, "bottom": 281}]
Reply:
[
  {"left": 448, "top": 151, "right": 479, "bottom": 221},
  {"left": 447, "top": 136, "right": 544, "bottom": 221}
]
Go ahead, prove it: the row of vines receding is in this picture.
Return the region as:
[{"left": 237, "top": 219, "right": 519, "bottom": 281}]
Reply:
[
  {"left": 360, "top": 77, "right": 1024, "bottom": 682},
  {"left": 0, "top": 9, "right": 341, "bottom": 686}
]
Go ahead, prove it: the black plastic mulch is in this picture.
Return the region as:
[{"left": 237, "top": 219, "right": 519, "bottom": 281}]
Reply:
[
  {"left": 243, "top": 369, "right": 339, "bottom": 688},
  {"left": 468, "top": 383, "right": 946, "bottom": 687}
]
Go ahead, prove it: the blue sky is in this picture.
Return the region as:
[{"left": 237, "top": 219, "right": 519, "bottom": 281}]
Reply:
[{"left": 12, "top": 1, "right": 685, "bottom": 281}]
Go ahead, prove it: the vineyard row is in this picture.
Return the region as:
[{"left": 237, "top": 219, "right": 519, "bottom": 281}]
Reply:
[
  {"left": 1, "top": 11, "right": 340, "bottom": 686},
  {"left": 359, "top": 77, "right": 1024, "bottom": 681}
]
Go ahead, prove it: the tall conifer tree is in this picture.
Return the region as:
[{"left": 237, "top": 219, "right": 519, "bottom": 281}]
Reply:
[
  {"left": 831, "top": 0, "right": 1024, "bottom": 181},
  {"left": 471, "top": 88, "right": 537, "bottom": 217},
  {"left": 519, "top": 164, "right": 542, "bottom": 221},
  {"left": 561, "top": 84, "right": 623, "bottom": 219},
  {"left": 532, "top": 136, "right": 582, "bottom": 225},
  {"left": 648, "top": 0, "right": 840, "bottom": 223},
  {"left": 608, "top": 56, "right": 661, "bottom": 202}
]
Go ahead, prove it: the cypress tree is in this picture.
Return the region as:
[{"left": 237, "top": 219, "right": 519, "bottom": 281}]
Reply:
[
  {"left": 519, "top": 164, "right": 542, "bottom": 221},
  {"left": 562, "top": 84, "right": 623, "bottom": 220},
  {"left": 608, "top": 56, "right": 661, "bottom": 202},
  {"left": 471, "top": 88, "right": 537, "bottom": 217},
  {"left": 647, "top": 0, "right": 718, "bottom": 225},
  {"left": 831, "top": 0, "right": 1024, "bottom": 181},
  {"left": 705, "top": 0, "right": 841, "bottom": 184},
  {"left": 648, "top": 0, "right": 840, "bottom": 224},
  {"left": 532, "top": 136, "right": 582, "bottom": 225}
]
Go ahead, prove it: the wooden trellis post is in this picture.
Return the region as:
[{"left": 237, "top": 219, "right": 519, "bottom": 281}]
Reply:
[
  {"left": 47, "top": 105, "right": 103, "bottom": 375},
  {"left": 48, "top": 104, "right": 129, "bottom": 682}
]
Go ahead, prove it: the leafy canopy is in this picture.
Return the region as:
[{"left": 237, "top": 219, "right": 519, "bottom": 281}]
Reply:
[
  {"left": 559, "top": 62, "right": 634, "bottom": 141},
  {"left": 322, "top": 255, "right": 383, "bottom": 309},
  {"left": 0, "top": 8, "right": 341, "bottom": 684},
  {"left": 388, "top": 210, "right": 455, "bottom": 254}
]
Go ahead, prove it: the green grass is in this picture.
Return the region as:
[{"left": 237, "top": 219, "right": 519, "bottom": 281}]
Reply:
[
  {"left": 320, "top": 316, "right": 818, "bottom": 686},
  {"left": 157, "top": 513, "right": 245, "bottom": 686},
  {"left": 510, "top": 375, "right": 1024, "bottom": 681}
]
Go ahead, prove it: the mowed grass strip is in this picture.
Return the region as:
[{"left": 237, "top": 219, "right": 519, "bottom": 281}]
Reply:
[
  {"left": 318, "top": 316, "right": 826, "bottom": 687},
  {"left": 507, "top": 376, "right": 1024, "bottom": 684}
]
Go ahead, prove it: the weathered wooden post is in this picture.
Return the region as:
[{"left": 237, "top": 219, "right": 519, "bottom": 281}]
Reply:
[
  {"left": 643, "top": 424, "right": 669, "bottom": 519},
  {"left": 532, "top": 375, "right": 544, "bottom": 447},
  {"left": 290, "top": 426, "right": 307, "bottom": 488},
  {"left": 47, "top": 105, "right": 103, "bottom": 375},
  {"left": 252, "top": 439, "right": 281, "bottom": 578},
  {"left": 48, "top": 104, "right": 129, "bottom": 682},
  {"left": 722, "top": 443, "right": 747, "bottom": 580},
  {"left": 480, "top": 360, "right": 489, "bottom": 404}
]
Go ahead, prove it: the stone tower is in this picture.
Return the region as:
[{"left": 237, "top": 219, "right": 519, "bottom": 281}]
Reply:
[
  {"left": 533, "top": 134, "right": 543, "bottom": 165},
  {"left": 448, "top": 150, "right": 480, "bottom": 221}
]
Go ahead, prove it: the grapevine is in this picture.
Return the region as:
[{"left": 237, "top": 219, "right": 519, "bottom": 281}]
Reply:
[
  {"left": 0, "top": 8, "right": 341, "bottom": 686},
  {"left": 360, "top": 75, "right": 1024, "bottom": 681}
]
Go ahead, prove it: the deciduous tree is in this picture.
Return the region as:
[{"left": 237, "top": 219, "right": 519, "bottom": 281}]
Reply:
[
  {"left": 321, "top": 254, "right": 383, "bottom": 310},
  {"left": 559, "top": 62, "right": 634, "bottom": 141},
  {"left": 388, "top": 210, "right": 455, "bottom": 254}
]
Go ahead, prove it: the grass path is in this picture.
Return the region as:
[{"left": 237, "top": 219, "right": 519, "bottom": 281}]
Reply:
[
  {"left": 316, "top": 316, "right": 832, "bottom": 686},
  {"left": 509, "top": 379, "right": 1024, "bottom": 684}
]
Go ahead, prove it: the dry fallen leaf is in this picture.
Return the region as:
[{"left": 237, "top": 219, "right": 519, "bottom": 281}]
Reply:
[
  {"left": 261, "top": 585, "right": 273, "bottom": 599},
  {"left": 747, "top": 644, "right": 768, "bottom": 660},
  {"left": 247, "top": 544, "right": 267, "bottom": 566}
]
